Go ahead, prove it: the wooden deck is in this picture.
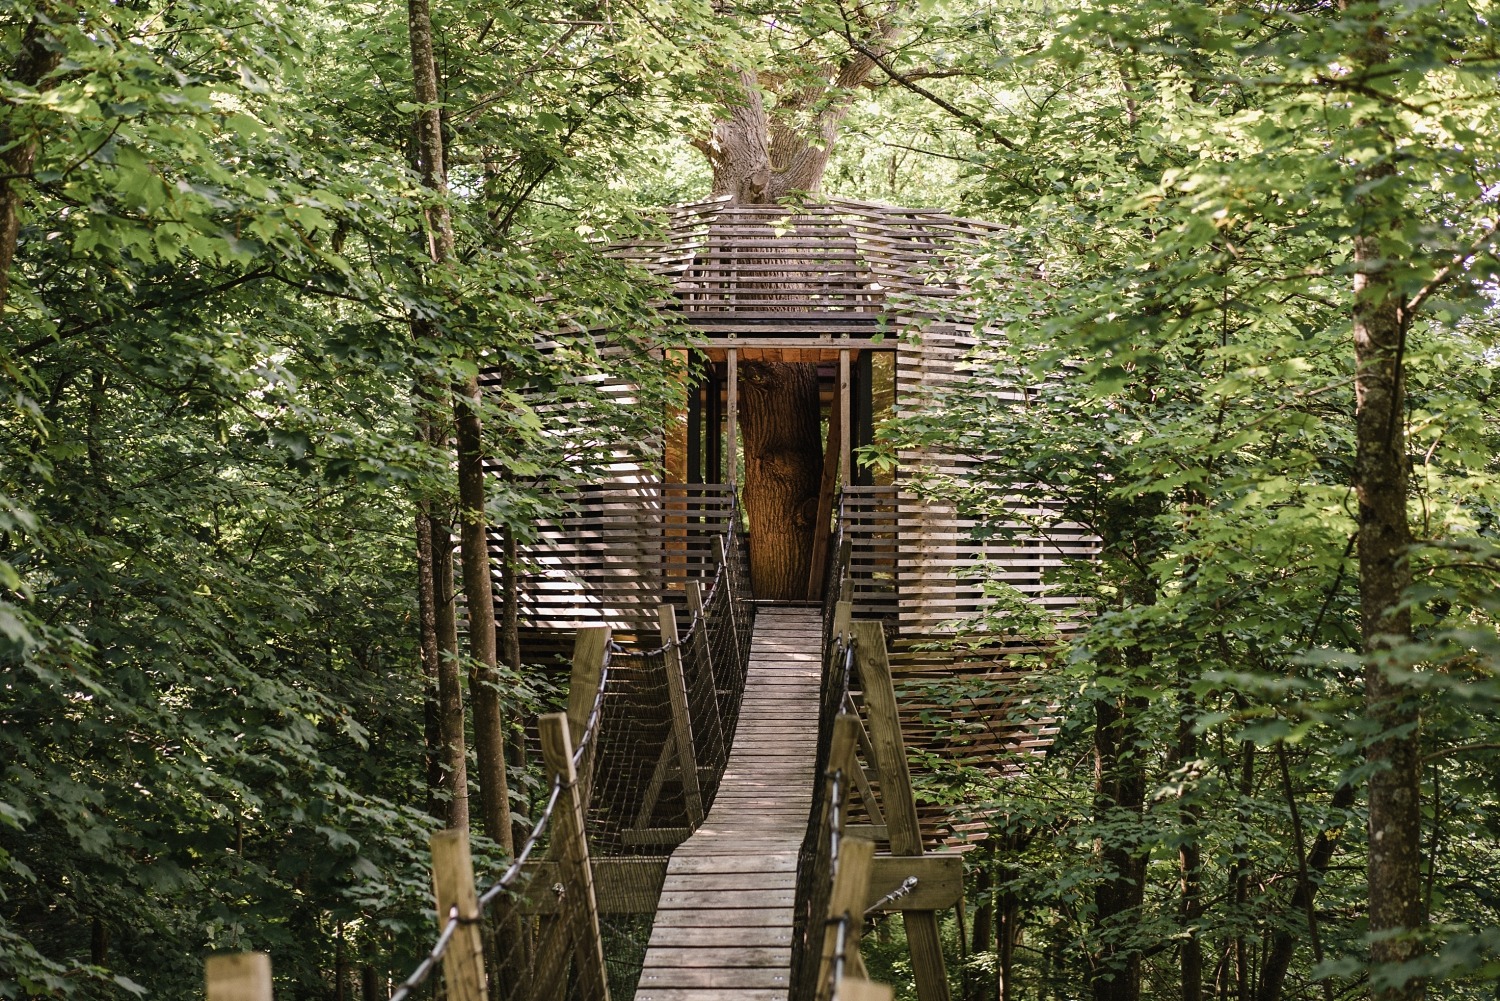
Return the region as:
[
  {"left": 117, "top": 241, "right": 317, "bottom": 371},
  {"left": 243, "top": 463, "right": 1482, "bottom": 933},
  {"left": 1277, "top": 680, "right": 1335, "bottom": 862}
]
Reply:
[{"left": 636, "top": 607, "right": 822, "bottom": 1001}]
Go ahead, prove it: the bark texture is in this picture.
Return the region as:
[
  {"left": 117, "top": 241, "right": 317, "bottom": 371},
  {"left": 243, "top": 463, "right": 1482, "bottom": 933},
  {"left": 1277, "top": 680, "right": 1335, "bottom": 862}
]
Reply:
[
  {"left": 739, "top": 362, "right": 822, "bottom": 599},
  {"left": 1354, "top": 212, "right": 1422, "bottom": 1001},
  {"left": 700, "top": 11, "right": 899, "bottom": 203},
  {"left": 408, "top": 0, "right": 510, "bottom": 849},
  {"left": 1345, "top": 7, "right": 1423, "bottom": 997},
  {"left": 0, "top": 12, "right": 62, "bottom": 312}
]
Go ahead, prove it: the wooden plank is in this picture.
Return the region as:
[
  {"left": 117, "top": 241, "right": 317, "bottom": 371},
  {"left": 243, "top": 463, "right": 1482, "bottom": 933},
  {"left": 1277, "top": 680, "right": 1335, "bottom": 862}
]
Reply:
[
  {"left": 660, "top": 604, "right": 704, "bottom": 825},
  {"left": 205, "top": 953, "right": 272, "bottom": 1001},
  {"left": 642, "top": 947, "right": 792, "bottom": 969},
  {"left": 636, "top": 967, "right": 790, "bottom": 989}
]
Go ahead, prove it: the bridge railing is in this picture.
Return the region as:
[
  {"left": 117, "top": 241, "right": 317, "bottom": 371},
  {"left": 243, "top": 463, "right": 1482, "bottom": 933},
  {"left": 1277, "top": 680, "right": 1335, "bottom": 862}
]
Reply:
[
  {"left": 377, "top": 516, "right": 753, "bottom": 1001},
  {"left": 791, "top": 584, "right": 962, "bottom": 1001}
]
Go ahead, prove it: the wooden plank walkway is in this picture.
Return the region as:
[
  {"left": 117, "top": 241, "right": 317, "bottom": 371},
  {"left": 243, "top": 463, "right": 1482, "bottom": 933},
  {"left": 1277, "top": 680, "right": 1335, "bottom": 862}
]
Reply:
[{"left": 636, "top": 607, "right": 822, "bottom": 1001}]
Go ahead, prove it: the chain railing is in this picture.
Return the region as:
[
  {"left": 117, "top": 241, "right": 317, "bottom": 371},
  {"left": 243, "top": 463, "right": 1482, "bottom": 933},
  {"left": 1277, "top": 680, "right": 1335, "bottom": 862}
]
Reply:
[{"left": 376, "top": 514, "right": 754, "bottom": 1001}]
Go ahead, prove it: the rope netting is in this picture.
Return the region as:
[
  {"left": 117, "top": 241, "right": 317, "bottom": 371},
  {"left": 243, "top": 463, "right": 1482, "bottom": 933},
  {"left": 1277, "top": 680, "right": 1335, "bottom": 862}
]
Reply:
[
  {"left": 790, "top": 623, "right": 861, "bottom": 1001},
  {"left": 389, "top": 524, "right": 755, "bottom": 1001}
]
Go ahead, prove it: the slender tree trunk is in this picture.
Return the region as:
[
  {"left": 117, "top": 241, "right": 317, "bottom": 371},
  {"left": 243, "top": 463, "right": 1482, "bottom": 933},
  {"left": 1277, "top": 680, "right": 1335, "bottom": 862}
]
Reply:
[
  {"left": 1091, "top": 688, "right": 1147, "bottom": 1001},
  {"left": 407, "top": 0, "right": 509, "bottom": 848},
  {"left": 1257, "top": 782, "right": 1356, "bottom": 1001},
  {"left": 418, "top": 502, "right": 445, "bottom": 819},
  {"left": 1341, "top": 7, "right": 1423, "bottom": 996},
  {"left": 1354, "top": 205, "right": 1422, "bottom": 1001},
  {"left": 431, "top": 508, "right": 468, "bottom": 829},
  {"left": 1179, "top": 695, "right": 1203, "bottom": 1001},
  {"left": 456, "top": 379, "right": 513, "bottom": 852},
  {"left": 0, "top": 12, "right": 63, "bottom": 312},
  {"left": 739, "top": 362, "right": 822, "bottom": 599}
]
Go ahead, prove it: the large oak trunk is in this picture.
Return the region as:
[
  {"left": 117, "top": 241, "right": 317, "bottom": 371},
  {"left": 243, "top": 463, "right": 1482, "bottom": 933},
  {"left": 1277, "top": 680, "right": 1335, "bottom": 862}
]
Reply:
[{"left": 740, "top": 362, "right": 823, "bottom": 599}]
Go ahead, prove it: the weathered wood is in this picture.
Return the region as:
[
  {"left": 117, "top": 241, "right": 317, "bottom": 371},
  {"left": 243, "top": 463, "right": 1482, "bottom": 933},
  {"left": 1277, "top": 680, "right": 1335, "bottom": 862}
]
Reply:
[
  {"left": 853, "top": 620, "right": 952, "bottom": 1001},
  {"left": 867, "top": 854, "right": 964, "bottom": 911},
  {"left": 429, "top": 829, "right": 488, "bottom": 1001},
  {"left": 538, "top": 713, "right": 611, "bottom": 1001},
  {"left": 816, "top": 837, "right": 876, "bottom": 1001},
  {"left": 205, "top": 953, "right": 272, "bottom": 1001},
  {"left": 840, "top": 979, "right": 896, "bottom": 1001},
  {"left": 660, "top": 604, "right": 705, "bottom": 825},
  {"left": 567, "top": 626, "right": 611, "bottom": 809},
  {"left": 685, "top": 580, "right": 724, "bottom": 758},
  {"left": 639, "top": 608, "right": 821, "bottom": 994},
  {"left": 726, "top": 349, "right": 738, "bottom": 487},
  {"left": 516, "top": 857, "right": 670, "bottom": 914}
]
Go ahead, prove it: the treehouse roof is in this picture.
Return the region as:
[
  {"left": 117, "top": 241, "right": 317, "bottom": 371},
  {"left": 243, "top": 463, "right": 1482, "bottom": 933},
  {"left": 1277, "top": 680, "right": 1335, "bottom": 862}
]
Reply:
[{"left": 614, "top": 196, "right": 1003, "bottom": 350}]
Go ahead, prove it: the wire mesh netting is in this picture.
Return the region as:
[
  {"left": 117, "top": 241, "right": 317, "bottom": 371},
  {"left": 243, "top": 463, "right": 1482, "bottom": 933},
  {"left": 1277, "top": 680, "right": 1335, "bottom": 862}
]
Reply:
[{"left": 388, "top": 525, "right": 755, "bottom": 1001}]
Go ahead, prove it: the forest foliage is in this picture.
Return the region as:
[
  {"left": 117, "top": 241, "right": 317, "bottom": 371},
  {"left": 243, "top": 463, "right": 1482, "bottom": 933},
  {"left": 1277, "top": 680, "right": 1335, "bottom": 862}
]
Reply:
[{"left": 2, "top": 0, "right": 1498, "bottom": 1000}]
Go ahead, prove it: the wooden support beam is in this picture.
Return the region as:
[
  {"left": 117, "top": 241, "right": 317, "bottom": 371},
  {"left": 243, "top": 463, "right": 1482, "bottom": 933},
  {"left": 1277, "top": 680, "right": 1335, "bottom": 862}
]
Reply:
[
  {"left": 840, "top": 979, "right": 895, "bottom": 1001},
  {"left": 816, "top": 836, "right": 876, "bottom": 1001},
  {"left": 516, "top": 858, "right": 669, "bottom": 914},
  {"left": 429, "top": 830, "right": 488, "bottom": 1001},
  {"left": 538, "top": 714, "right": 611, "bottom": 1001},
  {"left": 685, "top": 580, "right": 725, "bottom": 762},
  {"left": 726, "top": 348, "right": 738, "bottom": 488},
  {"left": 206, "top": 953, "right": 272, "bottom": 1001},
  {"left": 867, "top": 855, "right": 964, "bottom": 911},
  {"left": 567, "top": 626, "right": 611, "bottom": 810},
  {"left": 720, "top": 534, "right": 742, "bottom": 655},
  {"left": 659, "top": 604, "right": 704, "bottom": 825},
  {"left": 852, "top": 620, "right": 952, "bottom": 1001},
  {"left": 839, "top": 349, "right": 851, "bottom": 484},
  {"left": 806, "top": 389, "right": 842, "bottom": 601}
]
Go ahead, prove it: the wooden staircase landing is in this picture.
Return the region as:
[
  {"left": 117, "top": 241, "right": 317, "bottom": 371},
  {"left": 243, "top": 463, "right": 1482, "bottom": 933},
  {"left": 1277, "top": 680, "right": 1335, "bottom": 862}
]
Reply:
[{"left": 635, "top": 607, "right": 822, "bottom": 1001}]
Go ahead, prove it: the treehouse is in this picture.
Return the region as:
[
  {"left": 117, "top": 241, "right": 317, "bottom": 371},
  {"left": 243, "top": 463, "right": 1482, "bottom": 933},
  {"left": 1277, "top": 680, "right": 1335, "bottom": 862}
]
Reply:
[{"left": 497, "top": 196, "right": 1092, "bottom": 642}]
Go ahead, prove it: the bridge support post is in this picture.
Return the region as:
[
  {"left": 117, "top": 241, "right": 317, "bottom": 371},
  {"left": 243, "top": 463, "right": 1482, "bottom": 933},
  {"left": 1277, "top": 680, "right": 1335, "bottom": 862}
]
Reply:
[
  {"left": 567, "top": 626, "right": 611, "bottom": 811},
  {"left": 685, "top": 580, "right": 725, "bottom": 763},
  {"left": 538, "top": 713, "right": 611, "bottom": 1001},
  {"left": 659, "top": 604, "right": 704, "bottom": 825},
  {"left": 853, "top": 620, "right": 952, "bottom": 1001},
  {"left": 206, "top": 952, "right": 272, "bottom": 1001},
  {"left": 429, "top": 830, "right": 489, "bottom": 1001}
]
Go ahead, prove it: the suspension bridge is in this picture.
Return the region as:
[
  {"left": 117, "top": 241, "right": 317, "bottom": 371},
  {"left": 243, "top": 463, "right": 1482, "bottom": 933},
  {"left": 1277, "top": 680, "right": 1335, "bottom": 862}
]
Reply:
[{"left": 204, "top": 200, "right": 1075, "bottom": 1001}]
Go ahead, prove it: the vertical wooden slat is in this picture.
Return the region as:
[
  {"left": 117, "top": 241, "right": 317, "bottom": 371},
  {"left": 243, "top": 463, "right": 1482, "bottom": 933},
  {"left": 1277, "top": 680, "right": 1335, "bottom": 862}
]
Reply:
[
  {"left": 538, "top": 714, "right": 611, "bottom": 1001},
  {"left": 429, "top": 830, "right": 488, "bottom": 1001},
  {"left": 839, "top": 348, "right": 851, "bottom": 483},
  {"left": 816, "top": 837, "right": 876, "bottom": 1001},
  {"left": 686, "top": 580, "right": 725, "bottom": 758},
  {"left": 659, "top": 604, "right": 704, "bottom": 824},
  {"left": 853, "top": 620, "right": 951, "bottom": 1001},
  {"left": 566, "top": 626, "right": 611, "bottom": 809},
  {"left": 206, "top": 953, "right": 272, "bottom": 1001},
  {"left": 726, "top": 348, "right": 738, "bottom": 487}
]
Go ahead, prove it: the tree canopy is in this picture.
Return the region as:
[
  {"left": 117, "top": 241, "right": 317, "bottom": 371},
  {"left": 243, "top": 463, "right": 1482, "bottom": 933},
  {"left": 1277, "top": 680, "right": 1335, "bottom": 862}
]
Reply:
[{"left": 2, "top": 0, "right": 1497, "bottom": 999}]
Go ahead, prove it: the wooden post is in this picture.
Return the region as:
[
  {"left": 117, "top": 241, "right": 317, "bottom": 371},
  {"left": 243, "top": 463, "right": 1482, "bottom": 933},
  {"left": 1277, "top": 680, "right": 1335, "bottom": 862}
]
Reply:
[
  {"left": 719, "top": 533, "right": 742, "bottom": 658},
  {"left": 853, "top": 620, "right": 951, "bottom": 1001},
  {"left": 686, "top": 580, "right": 726, "bottom": 761},
  {"left": 658, "top": 604, "right": 704, "bottom": 825},
  {"left": 538, "top": 713, "right": 611, "bottom": 1001},
  {"left": 841, "top": 979, "right": 895, "bottom": 1001},
  {"left": 816, "top": 836, "right": 876, "bottom": 1001},
  {"left": 806, "top": 387, "right": 842, "bottom": 601},
  {"left": 726, "top": 348, "right": 738, "bottom": 487},
  {"left": 429, "top": 830, "right": 488, "bottom": 1001},
  {"left": 206, "top": 953, "right": 272, "bottom": 1001},
  {"left": 839, "top": 348, "right": 852, "bottom": 484},
  {"left": 566, "top": 626, "right": 611, "bottom": 810}
]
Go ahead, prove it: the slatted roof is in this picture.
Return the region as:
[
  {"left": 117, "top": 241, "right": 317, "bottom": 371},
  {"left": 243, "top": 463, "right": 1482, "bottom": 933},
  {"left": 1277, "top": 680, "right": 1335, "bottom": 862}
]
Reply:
[{"left": 613, "top": 197, "right": 1003, "bottom": 343}]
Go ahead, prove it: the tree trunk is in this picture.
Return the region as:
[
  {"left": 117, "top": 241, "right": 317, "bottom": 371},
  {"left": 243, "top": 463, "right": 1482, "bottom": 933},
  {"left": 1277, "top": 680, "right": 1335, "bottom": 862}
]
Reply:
[
  {"left": 1091, "top": 690, "right": 1147, "bottom": 1001},
  {"left": 456, "top": 379, "right": 513, "bottom": 853},
  {"left": 0, "top": 11, "right": 63, "bottom": 312},
  {"left": 408, "top": 0, "right": 510, "bottom": 849},
  {"left": 1257, "top": 782, "right": 1356, "bottom": 1001},
  {"left": 1354, "top": 199, "right": 1422, "bottom": 1001},
  {"left": 1179, "top": 692, "right": 1203, "bottom": 1001},
  {"left": 739, "top": 362, "right": 822, "bottom": 599},
  {"left": 1342, "top": 6, "right": 1423, "bottom": 996}
]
